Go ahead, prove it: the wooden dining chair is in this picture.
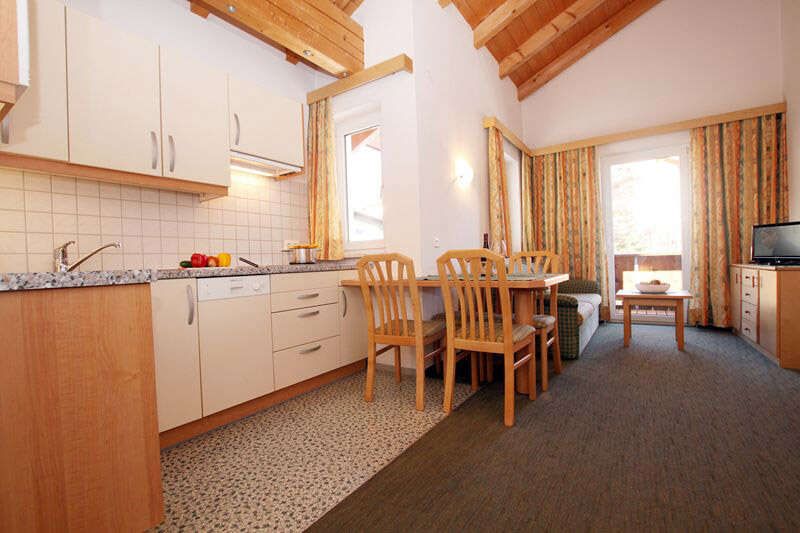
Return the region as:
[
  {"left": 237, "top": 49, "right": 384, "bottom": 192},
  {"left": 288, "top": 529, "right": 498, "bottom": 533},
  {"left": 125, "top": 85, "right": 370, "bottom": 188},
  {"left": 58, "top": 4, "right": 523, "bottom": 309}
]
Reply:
[
  {"left": 356, "top": 253, "right": 446, "bottom": 411},
  {"left": 510, "top": 250, "right": 562, "bottom": 391},
  {"left": 438, "top": 249, "right": 537, "bottom": 427}
]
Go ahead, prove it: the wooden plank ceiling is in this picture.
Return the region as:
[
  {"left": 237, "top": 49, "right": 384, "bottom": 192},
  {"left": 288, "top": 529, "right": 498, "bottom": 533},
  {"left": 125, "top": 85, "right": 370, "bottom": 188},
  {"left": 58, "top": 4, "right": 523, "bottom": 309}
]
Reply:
[
  {"left": 189, "top": 0, "right": 364, "bottom": 77},
  {"left": 449, "top": 0, "right": 661, "bottom": 100}
]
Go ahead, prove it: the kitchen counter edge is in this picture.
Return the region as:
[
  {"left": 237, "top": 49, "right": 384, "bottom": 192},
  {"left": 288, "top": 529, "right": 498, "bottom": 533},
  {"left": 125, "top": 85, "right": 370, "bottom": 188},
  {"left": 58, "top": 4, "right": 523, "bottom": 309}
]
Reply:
[{"left": 0, "top": 261, "right": 359, "bottom": 292}]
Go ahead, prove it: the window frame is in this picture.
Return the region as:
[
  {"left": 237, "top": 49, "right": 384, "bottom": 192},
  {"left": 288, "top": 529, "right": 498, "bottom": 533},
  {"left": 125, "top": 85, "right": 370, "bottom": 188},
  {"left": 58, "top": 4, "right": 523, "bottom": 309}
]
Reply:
[{"left": 335, "top": 108, "right": 385, "bottom": 255}]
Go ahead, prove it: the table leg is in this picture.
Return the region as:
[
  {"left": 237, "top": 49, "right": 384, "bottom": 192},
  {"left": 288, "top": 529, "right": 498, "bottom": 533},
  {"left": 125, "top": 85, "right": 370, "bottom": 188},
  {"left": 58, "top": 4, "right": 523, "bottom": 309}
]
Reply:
[
  {"left": 623, "top": 301, "right": 631, "bottom": 347},
  {"left": 513, "top": 288, "right": 534, "bottom": 394},
  {"left": 676, "top": 299, "right": 685, "bottom": 351},
  {"left": 550, "top": 284, "right": 562, "bottom": 374}
]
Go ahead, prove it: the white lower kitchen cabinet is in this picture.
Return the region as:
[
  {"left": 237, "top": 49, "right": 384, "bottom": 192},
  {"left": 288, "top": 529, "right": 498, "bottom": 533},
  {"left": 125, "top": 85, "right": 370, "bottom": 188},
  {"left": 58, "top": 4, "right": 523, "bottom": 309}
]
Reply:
[
  {"left": 151, "top": 279, "right": 202, "bottom": 432},
  {"left": 198, "top": 277, "right": 274, "bottom": 416},
  {"left": 339, "top": 270, "right": 368, "bottom": 365},
  {"left": 273, "top": 336, "right": 341, "bottom": 390}
]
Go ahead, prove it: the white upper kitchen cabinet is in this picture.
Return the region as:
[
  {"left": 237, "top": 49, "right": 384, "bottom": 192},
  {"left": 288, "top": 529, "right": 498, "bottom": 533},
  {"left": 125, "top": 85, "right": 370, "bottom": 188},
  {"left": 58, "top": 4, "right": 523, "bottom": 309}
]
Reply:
[
  {"left": 228, "top": 76, "right": 305, "bottom": 168},
  {"left": 66, "top": 7, "right": 162, "bottom": 176},
  {"left": 0, "top": 0, "right": 68, "bottom": 161},
  {"left": 160, "top": 47, "right": 229, "bottom": 186}
]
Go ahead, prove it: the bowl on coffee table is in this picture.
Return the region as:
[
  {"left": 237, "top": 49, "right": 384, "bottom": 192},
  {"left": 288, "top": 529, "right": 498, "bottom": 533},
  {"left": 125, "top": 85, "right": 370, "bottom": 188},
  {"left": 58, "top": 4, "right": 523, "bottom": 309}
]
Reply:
[{"left": 635, "top": 280, "right": 670, "bottom": 294}]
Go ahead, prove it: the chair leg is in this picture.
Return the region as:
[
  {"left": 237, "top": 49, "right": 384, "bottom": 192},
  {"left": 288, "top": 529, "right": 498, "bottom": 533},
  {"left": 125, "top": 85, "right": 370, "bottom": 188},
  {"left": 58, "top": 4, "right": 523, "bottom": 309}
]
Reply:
[
  {"left": 443, "top": 341, "right": 456, "bottom": 413},
  {"left": 552, "top": 330, "right": 562, "bottom": 375},
  {"left": 528, "top": 338, "right": 536, "bottom": 401},
  {"left": 415, "top": 342, "right": 425, "bottom": 411},
  {"left": 478, "top": 352, "right": 486, "bottom": 383},
  {"left": 540, "top": 331, "right": 549, "bottom": 392},
  {"left": 393, "top": 345, "right": 402, "bottom": 383},
  {"left": 486, "top": 354, "right": 494, "bottom": 383},
  {"left": 470, "top": 352, "right": 479, "bottom": 391},
  {"left": 365, "top": 342, "right": 377, "bottom": 402},
  {"left": 504, "top": 351, "right": 515, "bottom": 427}
]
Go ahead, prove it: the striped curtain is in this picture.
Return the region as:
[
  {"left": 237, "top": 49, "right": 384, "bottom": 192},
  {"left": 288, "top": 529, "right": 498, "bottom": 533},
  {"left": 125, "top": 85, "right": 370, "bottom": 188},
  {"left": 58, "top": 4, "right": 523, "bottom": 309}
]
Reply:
[
  {"left": 521, "top": 151, "right": 535, "bottom": 251},
  {"left": 488, "top": 127, "right": 512, "bottom": 256},
  {"left": 307, "top": 98, "right": 344, "bottom": 260},
  {"left": 531, "top": 147, "right": 610, "bottom": 317},
  {"left": 689, "top": 113, "right": 789, "bottom": 327}
]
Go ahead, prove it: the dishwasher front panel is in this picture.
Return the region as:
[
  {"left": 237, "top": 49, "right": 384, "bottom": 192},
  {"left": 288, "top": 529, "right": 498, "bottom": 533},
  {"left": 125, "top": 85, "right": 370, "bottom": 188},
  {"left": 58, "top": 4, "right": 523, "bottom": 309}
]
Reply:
[{"left": 198, "top": 294, "right": 273, "bottom": 416}]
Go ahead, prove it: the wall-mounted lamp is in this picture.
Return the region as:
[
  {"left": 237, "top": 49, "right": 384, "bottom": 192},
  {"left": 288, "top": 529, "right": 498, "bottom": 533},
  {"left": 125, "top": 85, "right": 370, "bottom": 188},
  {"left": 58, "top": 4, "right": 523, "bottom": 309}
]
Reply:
[{"left": 455, "top": 159, "right": 474, "bottom": 187}]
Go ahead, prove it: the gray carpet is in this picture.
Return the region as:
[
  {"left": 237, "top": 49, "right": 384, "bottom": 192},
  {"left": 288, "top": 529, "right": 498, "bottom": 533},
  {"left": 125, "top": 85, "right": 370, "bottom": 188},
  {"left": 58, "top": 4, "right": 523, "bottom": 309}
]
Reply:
[{"left": 309, "top": 324, "right": 800, "bottom": 532}]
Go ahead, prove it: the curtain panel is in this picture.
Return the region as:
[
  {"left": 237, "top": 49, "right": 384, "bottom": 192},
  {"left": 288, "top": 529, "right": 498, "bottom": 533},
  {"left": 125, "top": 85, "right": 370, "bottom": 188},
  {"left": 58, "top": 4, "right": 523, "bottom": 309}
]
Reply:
[
  {"left": 689, "top": 112, "right": 789, "bottom": 327},
  {"left": 488, "top": 127, "right": 512, "bottom": 256},
  {"left": 521, "top": 151, "right": 535, "bottom": 251},
  {"left": 307, "top": 98, "right": 344, "bottom": 260},
  {"left": 530, "top": 147, "right": 610, "bottom": 317}
]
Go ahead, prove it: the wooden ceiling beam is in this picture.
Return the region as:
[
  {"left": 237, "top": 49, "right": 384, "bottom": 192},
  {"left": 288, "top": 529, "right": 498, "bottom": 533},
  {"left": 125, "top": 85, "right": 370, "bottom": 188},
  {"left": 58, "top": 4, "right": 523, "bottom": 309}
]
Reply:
[
  {"left": 474, "top": 0, "right": 543, "bottom": 49},
  {"left": 189, "top": 0, "right": 363, "bottom": 77},
  {"left": 307, "top": 54, "right": 413, "bottom": 104},
  {"left": 498, "top": 0, "right": 606, "bottom": 78},
  {"left": 517, "top": 0, "right": 662, "bottom": 100},
  {"left": 332, "top": 0, "right": 365, "bottom": 16}
]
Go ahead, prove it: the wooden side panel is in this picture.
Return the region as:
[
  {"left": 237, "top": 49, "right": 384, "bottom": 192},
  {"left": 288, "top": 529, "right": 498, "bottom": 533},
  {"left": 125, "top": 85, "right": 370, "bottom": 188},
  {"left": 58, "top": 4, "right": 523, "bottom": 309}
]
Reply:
[
  {"left": 758, "top": 270, "right": 778, "bottom": 357},
  {"left": 730, "top": 266, "right": 741, "bottom": 331},
  {"left": 779, "top": 271, "right": 800, "bottom": 368},
  {"left": 0, "top": 285, "right": 163, "bottom": 531}
]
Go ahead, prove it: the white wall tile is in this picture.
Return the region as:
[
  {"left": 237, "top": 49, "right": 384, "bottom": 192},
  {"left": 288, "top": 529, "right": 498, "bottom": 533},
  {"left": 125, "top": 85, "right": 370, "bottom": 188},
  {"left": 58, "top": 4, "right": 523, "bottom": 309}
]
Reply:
[
  {"left": 76, "top": 179, "right": 100, "bottom": 197},
  {"left": 23, "top": 173, "right": 51, "bottom": 192},
  {"left": 77, "top": 196, "right": 100, "bottom": 216},
  {"left": 25, "top": 212, "right": 53, "bottom": 233},
  {"left": 0, "top": 169, "right": 24, "bottom": 189},
  {"left": 52, "top": 176, "right": 76, "bottom": 195},
  {"left": 0, "top": 210, "right": 26, "bottom": 232},
  {"left": 52, "top": 193, "right": 77, "bottom": 214}
]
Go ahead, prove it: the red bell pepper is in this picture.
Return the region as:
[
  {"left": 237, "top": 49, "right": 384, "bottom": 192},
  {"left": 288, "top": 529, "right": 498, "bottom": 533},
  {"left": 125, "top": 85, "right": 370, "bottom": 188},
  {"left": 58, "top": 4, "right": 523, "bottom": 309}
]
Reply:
[{"left": 190, "top": 253, "right": 208, "bottom": 268}]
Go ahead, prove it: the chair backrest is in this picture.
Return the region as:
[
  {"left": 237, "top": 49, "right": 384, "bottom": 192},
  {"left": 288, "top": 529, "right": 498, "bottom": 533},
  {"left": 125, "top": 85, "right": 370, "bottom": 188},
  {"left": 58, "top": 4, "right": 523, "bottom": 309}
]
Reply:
[
  {"left": 356, "top": 253, "right": 423, "bottom": 339},
  {"left": 436, "top": 249, "right": 514, "bottom": 348},
  {"left": 510, "top": 250, "right": 560, "bottom": 274}
]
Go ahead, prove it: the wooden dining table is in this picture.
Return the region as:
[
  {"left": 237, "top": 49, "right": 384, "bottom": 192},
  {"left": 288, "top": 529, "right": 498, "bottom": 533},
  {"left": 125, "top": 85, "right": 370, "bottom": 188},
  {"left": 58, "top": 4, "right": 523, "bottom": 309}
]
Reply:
[{"left": 340, "top": 272, "right": 570, "bottom": 394}]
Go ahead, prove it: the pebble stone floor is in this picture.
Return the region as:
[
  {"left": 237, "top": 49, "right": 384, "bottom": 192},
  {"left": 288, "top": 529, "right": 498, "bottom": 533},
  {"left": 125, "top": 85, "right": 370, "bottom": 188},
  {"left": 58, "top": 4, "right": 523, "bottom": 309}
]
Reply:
[{"left": 155, "top": 369, "right": 474, "bottom": 532}]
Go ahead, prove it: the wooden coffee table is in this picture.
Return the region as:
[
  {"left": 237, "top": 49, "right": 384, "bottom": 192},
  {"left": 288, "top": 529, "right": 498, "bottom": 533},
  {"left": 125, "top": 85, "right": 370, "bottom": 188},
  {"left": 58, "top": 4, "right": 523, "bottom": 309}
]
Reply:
[{"left": 616, "top": 289, "right": 692, "bottom": 350}]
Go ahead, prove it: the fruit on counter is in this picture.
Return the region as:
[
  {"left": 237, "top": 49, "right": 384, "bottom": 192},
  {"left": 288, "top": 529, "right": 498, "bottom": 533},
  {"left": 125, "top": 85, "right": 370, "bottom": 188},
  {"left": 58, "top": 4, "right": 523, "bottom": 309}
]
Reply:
[
  {"left": 190, "top": 253, "right": 208, "bottom": 268},
  {"left": 217, "top": 253, "right": 231, "bottom": 267},
  {"left": 179, "top": 260, "right": 193, "bottom": 269},
  {"left": 207, "top": 256, "right": 219, "bottom": 267}
]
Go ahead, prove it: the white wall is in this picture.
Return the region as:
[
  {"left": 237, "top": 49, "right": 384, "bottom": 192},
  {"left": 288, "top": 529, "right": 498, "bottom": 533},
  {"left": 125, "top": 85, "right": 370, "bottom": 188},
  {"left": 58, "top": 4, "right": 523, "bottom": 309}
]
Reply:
[
  {"left": 521, "top": 0, "right": 784, "bottom": 149},
  {"left": 413, "top": 0, "right": 522, "bottom": 274},
  {"left": 64, "top": 0, "right": 318, "bottom": 102},
  {"left": 783, "top": 0, "right": 800, "bottom": 219}
]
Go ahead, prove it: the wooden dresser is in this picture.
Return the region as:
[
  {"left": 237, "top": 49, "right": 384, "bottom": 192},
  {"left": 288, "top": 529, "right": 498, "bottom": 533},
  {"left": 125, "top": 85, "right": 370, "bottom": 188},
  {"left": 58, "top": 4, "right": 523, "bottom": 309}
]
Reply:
[{"left": 730, "top": 264, "right": 800, "bottom": 369}]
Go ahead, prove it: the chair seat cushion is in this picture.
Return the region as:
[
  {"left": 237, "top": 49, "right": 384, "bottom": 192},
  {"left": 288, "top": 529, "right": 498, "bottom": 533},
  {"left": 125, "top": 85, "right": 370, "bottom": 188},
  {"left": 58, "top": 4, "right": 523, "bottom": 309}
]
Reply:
[
  {"left": 379, "top": 319, "right": 445, "bottom": 338},
  {"left": 453, "top": 322, "right": 535, "bottom": 343},
  {"left": 531, "top": 314, "right": 556, "bottom": 328},
  {"left": 569, "top": 292, "right": 602, "bottom": 309}
]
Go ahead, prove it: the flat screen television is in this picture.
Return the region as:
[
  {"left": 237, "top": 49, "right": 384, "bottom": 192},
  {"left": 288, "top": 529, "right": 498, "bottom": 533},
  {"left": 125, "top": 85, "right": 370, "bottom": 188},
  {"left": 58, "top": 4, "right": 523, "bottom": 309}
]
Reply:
[{"left": 752, "top": 221, "right": 800, "bottom": 264}]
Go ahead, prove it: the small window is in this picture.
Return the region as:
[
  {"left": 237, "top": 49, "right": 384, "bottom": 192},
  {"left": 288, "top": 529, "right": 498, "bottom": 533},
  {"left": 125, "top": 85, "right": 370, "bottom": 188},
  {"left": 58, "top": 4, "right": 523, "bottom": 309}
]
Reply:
[{"left": 337, "top": 120, "right": 384, "bottom": 250}]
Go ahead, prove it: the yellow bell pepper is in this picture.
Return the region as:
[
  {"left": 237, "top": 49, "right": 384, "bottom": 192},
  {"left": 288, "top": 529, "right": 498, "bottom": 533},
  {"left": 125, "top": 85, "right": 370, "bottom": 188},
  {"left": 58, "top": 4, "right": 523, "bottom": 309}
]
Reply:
[{"left": 217, "top": 253, "right": 231, "bottom": 267}]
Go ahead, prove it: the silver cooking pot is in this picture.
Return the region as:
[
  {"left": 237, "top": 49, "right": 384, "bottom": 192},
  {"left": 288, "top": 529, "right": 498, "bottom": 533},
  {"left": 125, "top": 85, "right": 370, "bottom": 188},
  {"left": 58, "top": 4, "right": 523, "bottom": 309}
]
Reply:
[{"left": 284, "top": 247, "right": 319, "bottom": 264}]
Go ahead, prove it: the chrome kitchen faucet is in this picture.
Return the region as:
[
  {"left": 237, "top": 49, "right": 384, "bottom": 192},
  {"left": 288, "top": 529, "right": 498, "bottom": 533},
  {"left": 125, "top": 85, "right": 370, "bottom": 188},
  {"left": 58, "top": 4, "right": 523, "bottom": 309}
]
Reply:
[{"left": 53, "top": 240, "right": 121, "bottom": 272}]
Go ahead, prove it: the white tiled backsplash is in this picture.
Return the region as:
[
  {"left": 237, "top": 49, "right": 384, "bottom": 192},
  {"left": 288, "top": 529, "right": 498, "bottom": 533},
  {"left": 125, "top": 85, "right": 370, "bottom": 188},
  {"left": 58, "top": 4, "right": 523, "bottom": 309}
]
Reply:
[{"left": 0, "top": 167, "right": 308, "bottom": 273}]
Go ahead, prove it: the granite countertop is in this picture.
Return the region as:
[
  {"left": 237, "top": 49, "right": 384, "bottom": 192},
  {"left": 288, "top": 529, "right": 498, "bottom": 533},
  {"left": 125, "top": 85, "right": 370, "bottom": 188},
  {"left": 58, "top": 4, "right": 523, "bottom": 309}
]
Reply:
[{"left": 0, "top": 260, "right": 359, "bottom": 292}]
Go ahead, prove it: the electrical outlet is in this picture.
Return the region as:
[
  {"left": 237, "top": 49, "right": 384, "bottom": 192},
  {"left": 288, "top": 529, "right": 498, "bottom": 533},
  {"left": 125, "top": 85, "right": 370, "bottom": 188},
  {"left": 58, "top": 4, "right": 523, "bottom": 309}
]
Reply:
[{"left": 433, "top": 237, "right": 440, "bottom": 248}]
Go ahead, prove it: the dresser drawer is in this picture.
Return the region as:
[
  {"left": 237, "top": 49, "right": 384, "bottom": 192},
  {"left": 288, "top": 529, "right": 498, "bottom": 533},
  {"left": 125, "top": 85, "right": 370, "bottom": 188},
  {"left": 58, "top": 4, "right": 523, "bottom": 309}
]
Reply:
[
  {"left": 741, "top": 319, "right": 758, "bottom": 343},
  {"left": 272, "top": 303, "right": 339, "bottom": 350},
  {"left": 271, "top": 271, "right": 341, "bottom": 293},
  {"left": 271, "top": 287, "right": 339, "bottom": 312},
  {"left": 741, "top": 269, "right": 758, "bottom": 304},
  {"left": 741, "top": 301, "right": 758, "bottom": 324},
  {"left": 742, "top": 283, "right": 758, "bottom": 305},
  {"left": 274, "top": 336, "right": 341, "bottom": 390}
]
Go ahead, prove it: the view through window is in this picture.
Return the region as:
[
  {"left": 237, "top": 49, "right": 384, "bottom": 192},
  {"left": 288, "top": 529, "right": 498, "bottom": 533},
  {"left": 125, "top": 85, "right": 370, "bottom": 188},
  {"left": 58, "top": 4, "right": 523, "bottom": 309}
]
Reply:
[
  {"left": 610, "top": 156, "right": 683, "bottom": 318},
  {"left": 344, "top": 126, "right": 383, "bottom": 244}
]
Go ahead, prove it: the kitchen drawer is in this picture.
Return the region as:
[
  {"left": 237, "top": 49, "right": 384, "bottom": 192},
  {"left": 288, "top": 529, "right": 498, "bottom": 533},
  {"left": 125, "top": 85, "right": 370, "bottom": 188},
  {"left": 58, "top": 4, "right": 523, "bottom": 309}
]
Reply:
[
  {"left": 271, "top": 271, "right": 341, "bottom": 293},
  {"left": 741, "top": 269, "right": 758, "bottom": 303},
  {"left": 274, "top": 336, "right": 341, "bottom": 390},
  {"left": 272, "top": 303, "right": 339, "bottom": 350},
  {"left": 741, "top": 301, "right": 758, "bottom": 325},
  {"left": 271, "top": 287, "right": 339, "bottom": 312},
  {"left": 741, "top": 319, "right": 758, "bottom": 343}
]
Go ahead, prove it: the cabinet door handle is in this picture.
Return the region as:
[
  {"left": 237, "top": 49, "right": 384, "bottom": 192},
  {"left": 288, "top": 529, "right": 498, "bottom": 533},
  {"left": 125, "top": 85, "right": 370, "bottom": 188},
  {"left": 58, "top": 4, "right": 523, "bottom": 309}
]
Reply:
[
  {"left": 298, "top": 310, "right": 320, "bottom": 318},
  {"left": 149, "top": 131, "right": 159, "bottom": 170},
  {"left": 234, "top": 113, "right": 241, "bottom": 145},
  {"left": 186, "top": 284, "right": 195, "bottom": 325},
  {"left": 297, "top": 292, "right": 319, "bottom": 300},
  {"left": 342, "top": 290, "right": 348, "bottom": 317},
  {"left": 168, "top": 134, "right": 176, "bottom": 172},
  {"left": 0, "top": 116, "right": 9, "bottom": 144},
  {"left": 299, "top": 344, "right": 322, "bottom": 354}
]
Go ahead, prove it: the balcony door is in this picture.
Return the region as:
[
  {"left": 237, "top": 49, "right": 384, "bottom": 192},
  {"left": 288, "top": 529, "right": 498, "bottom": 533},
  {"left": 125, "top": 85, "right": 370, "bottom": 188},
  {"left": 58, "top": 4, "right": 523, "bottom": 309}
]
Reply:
[{"left": 601, "top": 143, "right": 691, "bottom": 323}]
